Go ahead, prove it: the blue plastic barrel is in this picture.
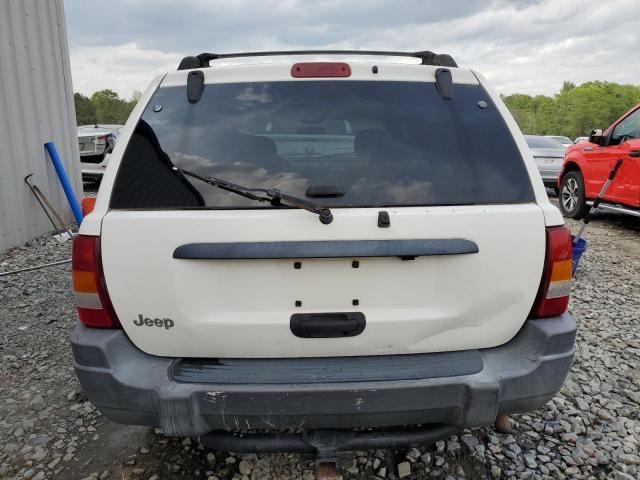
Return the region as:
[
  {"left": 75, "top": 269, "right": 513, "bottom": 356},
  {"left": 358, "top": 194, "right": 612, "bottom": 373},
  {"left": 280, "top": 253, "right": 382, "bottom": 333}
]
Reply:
[{"left": 571, "top": 236, "right": 587, "bottom": 276}]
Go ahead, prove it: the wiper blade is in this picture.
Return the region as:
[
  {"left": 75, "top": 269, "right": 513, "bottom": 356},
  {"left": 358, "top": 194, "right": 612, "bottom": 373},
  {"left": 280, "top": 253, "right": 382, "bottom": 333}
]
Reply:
[{"left": 174, "top": 168, "right": 334, "bottom": 225}]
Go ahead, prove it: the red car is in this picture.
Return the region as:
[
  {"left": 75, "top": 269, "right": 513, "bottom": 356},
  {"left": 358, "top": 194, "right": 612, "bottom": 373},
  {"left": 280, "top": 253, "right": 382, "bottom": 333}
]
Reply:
[{"left": 559, "top": 103, "right": 640, "bottom": 219}]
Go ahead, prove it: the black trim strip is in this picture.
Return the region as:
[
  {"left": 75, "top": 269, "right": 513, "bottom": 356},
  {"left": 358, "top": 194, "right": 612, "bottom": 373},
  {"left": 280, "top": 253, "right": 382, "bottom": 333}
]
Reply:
[
  {"left": 173, "top": 239, "right": 478, "bottom": 260},
  {"left": 171, "top": 350, "right": 483, "bottom": 384}
]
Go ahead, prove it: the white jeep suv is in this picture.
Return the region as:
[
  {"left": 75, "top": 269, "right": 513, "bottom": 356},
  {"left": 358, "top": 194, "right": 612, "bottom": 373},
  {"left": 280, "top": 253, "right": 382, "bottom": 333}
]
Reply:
[{"left": 71, "top": 50, "right": 575, "bottom": 457}]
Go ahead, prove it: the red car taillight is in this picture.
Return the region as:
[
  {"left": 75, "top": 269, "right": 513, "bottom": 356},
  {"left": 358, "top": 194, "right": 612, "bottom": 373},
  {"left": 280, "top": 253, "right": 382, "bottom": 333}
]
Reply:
[
  {"left": 72, "top": 235, "right": 121, "bottom": 328},
  {"left": 291, "top": 62, "right": 351, "bottom": 78},
  {"left": 529, "top": 226, "right": 573, "bottom": 318}
]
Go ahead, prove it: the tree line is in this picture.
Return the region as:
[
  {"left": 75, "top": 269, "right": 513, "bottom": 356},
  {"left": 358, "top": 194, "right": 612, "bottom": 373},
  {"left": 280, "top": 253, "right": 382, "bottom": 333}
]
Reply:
[
  {"left": 74, "top": 81, "right": 640, "bottom": 139},
  {"left": 74, "top": 89, "right": 141, "bottom": 126},
  {"left": 502, "top": 81, "right": 640, "bottom": 140}
]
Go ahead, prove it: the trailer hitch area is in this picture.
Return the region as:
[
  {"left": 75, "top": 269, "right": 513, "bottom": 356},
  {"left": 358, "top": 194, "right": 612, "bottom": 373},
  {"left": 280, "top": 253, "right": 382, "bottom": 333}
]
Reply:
[
  {"left": 302, "top": 430, "right": 339, "bottom": 480},
  {"left": 316, "top": 460, "right": 338, "bottom": 480}
]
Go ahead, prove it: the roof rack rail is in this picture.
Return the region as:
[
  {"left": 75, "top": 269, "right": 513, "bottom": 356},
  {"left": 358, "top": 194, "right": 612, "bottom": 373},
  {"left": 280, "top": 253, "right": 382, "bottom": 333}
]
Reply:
[{"left": 177, "top": 50, "right": 458, "bottom": 71}]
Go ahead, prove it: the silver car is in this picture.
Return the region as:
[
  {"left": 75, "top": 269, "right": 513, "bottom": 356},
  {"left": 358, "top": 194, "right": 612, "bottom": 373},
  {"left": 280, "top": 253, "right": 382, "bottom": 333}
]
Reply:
[
  {"left": 525, "top": 135, "right": 565, "bottom": 193},
  {"left": 78, "top": 124, "right": 122, "bottom": 182},
  {"left": 545, "top": 135, "right": 573, "bottom": 148}
]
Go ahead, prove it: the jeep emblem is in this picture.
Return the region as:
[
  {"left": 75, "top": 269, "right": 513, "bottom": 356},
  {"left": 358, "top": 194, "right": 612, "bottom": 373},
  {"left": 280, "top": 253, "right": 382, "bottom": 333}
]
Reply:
[{"left": 133, "top": 314, "right": 175, "bottom": 330}]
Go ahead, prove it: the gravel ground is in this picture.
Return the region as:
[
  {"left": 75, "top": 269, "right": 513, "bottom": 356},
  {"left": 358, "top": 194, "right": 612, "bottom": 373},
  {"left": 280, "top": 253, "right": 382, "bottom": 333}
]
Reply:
[{"left": 1, "top": 201, "right": 639, "bottom": 480}]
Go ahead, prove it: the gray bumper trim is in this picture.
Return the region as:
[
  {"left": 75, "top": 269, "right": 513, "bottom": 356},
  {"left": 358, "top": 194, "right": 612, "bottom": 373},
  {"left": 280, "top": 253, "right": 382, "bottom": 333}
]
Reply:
[
  {"left": 71, "top": 314, "right": 575, "bottom": 438},
  {"left": 171, "top": 349, "right": 483, "bottom": 384}
]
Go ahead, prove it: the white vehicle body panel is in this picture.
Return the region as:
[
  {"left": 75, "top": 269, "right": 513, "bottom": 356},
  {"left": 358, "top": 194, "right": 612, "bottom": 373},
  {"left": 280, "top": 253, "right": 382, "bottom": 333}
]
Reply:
[
  {"left": 82, "top": 59, "right": 565, "bottom": 358},
  {"left": 101, "top": 204, "right": 545, "bottom": 358}
]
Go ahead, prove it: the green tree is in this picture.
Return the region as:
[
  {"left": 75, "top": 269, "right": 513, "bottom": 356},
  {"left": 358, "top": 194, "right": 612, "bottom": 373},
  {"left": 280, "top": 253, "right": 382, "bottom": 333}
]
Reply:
[
  {"left": 90, "top": 89, "right": 137, "bottom": 125},
  {"left": 74, "top": 93, "right": 97, "bottom": 125},
  {"left": 503, "top": 81, "right": 640, "bottom": 139}
]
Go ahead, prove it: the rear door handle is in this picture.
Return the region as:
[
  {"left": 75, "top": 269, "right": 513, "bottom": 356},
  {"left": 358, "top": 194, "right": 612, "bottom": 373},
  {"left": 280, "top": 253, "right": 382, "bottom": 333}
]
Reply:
[
  {"left": 630, "top": 150, "right": 640, "bottom": 158},
  {"left": 290, "top": 312, "right": 366, "bottom": 338}
]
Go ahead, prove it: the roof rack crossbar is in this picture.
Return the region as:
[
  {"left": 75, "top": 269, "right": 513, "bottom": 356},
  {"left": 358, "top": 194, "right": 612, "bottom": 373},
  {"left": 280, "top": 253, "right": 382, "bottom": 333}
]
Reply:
[{"left": 177, "top": 50, "right": 458, "bottom": 70}]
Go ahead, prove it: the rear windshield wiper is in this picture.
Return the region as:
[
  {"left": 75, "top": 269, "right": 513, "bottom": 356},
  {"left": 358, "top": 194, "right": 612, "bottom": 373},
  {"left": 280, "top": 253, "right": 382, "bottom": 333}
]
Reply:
[{"left": 173, "top": 167, "right": 334, "bottom": 225}]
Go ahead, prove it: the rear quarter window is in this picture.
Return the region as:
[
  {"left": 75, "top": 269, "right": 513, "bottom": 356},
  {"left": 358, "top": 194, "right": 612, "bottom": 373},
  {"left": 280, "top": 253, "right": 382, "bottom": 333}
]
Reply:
[{"left": 110, "top": 81, "right": 534, "bottom": 209}]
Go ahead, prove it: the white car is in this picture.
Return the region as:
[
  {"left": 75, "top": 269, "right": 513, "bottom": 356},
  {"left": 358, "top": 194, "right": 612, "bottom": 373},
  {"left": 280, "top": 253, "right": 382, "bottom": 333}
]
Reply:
[
  {"left": 77, "top": 124, "right": 122, "bottom": 182},
  {"left": 70, "top": 50, "right": 575, "bottom": 462}
]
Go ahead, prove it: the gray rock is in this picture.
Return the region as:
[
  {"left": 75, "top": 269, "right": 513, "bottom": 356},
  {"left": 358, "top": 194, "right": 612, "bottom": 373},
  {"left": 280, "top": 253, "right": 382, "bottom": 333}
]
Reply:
[
  {"left": 618, "top": 453, "right": 640, "bottom": 465},
  {"left": 397, "top": 461, "right": 411, "bottom": 478},
  {"left": 613, "top": 471, "right": 636, "bottom": 480},
  {"left": 238, "top": 460, "right": 252, "bottom": 476},
  {"left": 461, "top": 435, "right": 479, "bottom": 449},
  {"left": 406, "top": 447, "right": 421, "bottom": 462},
  {"left": 524, "top": 453, "right": 537, "bottom": 469},
  {"left": 447, "top": 440, "right": 461, "bottom": 453},
  {"left": 624, "top": 390, "right": 640, "bottom": 404}
]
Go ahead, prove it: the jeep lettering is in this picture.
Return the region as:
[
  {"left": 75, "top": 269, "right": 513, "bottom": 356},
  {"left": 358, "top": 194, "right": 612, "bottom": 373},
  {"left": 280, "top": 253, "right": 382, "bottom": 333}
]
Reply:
[{"left": 133, "top": 314, "right": 174, "bottom": 329}]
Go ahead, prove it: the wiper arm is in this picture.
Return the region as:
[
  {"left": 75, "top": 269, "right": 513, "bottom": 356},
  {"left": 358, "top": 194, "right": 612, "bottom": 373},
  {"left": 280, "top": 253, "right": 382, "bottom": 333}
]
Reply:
[{"left": 174, "top": 168, "right": 334, "bottom": 225}]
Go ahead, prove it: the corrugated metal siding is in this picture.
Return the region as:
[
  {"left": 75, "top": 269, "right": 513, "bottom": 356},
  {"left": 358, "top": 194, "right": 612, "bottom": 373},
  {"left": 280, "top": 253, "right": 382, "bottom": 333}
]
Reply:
[{"left": 0, "top": 0, "right": 81, "bottom": 253}]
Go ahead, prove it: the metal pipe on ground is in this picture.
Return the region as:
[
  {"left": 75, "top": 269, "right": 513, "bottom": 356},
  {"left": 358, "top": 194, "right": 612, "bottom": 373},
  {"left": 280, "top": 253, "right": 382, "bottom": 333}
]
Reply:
[
  {"left": 24, "top": 174, "right": 74, "bottom": 238},
  {"left": 0, "top": 259, "right": 71, "bottom": 278}
]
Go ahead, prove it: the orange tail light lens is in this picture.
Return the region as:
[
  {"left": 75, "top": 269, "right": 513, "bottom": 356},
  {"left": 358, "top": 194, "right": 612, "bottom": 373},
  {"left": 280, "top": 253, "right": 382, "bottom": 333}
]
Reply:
[
  {"left": 529, "top": 226, "right": 573, "bottom": 318},
  {"left": 72, "top": 235, "right": 120, "bottom": 328}
]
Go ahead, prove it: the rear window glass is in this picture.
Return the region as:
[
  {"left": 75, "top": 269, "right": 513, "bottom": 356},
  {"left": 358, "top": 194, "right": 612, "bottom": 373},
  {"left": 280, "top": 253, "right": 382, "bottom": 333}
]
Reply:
[
  {"left": 525, "top": 136, "right": 563, "bottom": 149},
  {"left": 110, "top": 81, "right": 534, "bottom": 209}
]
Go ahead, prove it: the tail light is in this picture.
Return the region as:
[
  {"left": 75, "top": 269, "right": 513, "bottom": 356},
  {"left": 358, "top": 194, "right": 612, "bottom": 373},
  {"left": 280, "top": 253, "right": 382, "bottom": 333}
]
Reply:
[
  {"left": 529, "top": 226, "right": 573, "bottom": 318},
  {"left": 72, "top": 235, "right": 121, "bottom": 328},
  {"left": 291, "top": 62, "right": 351, "bottom": 78},
  {"left": 94, "top": 135, "right": 108, "bottom": 145}
]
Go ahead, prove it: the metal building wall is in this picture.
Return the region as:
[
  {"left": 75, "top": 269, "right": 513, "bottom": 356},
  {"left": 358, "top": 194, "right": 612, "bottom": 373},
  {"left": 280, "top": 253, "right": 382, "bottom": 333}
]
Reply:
[{"left": 0, "top": 0, "right": 81, "bottom": 253}]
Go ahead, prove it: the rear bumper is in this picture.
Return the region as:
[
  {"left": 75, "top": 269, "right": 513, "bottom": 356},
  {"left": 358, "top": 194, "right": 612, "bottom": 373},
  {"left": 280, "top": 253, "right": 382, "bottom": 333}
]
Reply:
[
  {"left": 71, "top": 314, "right": 575, "bottom": 447},
  {"left": 79, "top": 145, "right": 106, "bottom": 156},
  {"left": 538, "top": 170, "right": 561, "bottom": 186}
]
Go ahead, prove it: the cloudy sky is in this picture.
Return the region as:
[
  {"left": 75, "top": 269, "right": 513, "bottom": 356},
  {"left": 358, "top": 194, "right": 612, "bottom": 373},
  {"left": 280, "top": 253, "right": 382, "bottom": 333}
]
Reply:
[{"left": 64, "top": 0, "right": 640, "bottom": 99}]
